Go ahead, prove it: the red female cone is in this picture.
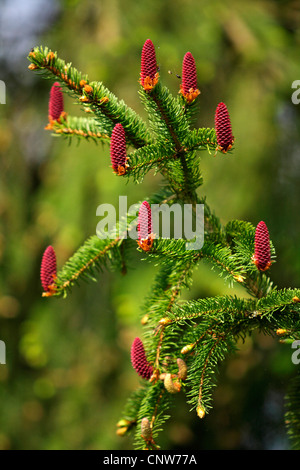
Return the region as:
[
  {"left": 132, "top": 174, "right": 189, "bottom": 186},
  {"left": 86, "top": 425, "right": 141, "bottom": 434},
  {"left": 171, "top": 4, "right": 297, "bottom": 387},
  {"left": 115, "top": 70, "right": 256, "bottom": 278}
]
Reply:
[
  {"left": 214, "top": 102, "right": 234, "bottom": 152},
  {"left": 40, "top": 245, "right": 57, "bottom": 295},
  {"left": 131, "top": 337, "right": 153, "bottom": 380},
  {"left": 179, "top": 52, "right": 200, "bottom": 103},
  {"left": 252, "top": 221, "right": 272, "bottom": 271},
  {"left": 140, "top": 39, "right": 159, "bottom": 91},
  {"left": 137, "top": 201, "right": 154, "bottom": 252},
  {"left": 45, "top": 82, "right": 67, "bottom": 129},
  {"left": 110, "top": 123, "right": 128, "bottom": 175}
]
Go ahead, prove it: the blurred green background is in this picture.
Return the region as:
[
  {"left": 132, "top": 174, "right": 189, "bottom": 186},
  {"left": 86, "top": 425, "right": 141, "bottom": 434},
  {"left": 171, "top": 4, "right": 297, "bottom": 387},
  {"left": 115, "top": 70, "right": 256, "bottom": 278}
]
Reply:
[{"left": 0, "top": 0, "right": 300, "bottom": 450}]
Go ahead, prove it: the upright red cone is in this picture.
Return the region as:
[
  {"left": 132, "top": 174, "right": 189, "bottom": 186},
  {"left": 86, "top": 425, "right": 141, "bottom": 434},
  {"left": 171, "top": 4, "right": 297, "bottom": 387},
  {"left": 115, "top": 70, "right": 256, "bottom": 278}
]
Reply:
[
  {"left": 214, "top": 102, "right": 234, "bottom": 152},
  {"left": 110, "top": 123, "right": 128, "bottom": 175},
  {"left": 252, "top": 221, "right": 272, "bottom": 271},
  {"left": 137, "top": 201, "right": 154, "bottom": 252},
  {"left": 45, "top": 82, "right": 67, "bottom": 129},
  {"left": 40, "top": 246, "right": 57, "bottom": 295},
  {"left": 131, "top": 337, "right": 153, "bottom": 380},
  {"left": 179, "top": 52, "right": 200, "bottom": 103},
  {"left": 140, "top": 39, "right": 159, "bottom": 91}
]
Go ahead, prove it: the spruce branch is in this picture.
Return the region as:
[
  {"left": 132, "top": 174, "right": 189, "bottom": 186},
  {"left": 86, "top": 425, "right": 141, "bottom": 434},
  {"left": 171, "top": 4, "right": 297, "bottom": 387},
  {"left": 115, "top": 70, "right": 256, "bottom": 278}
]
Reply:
[
  {"left": 133, "top": 381, "right": 170, "bottom": 450},
  {"left": 31, "top": 39, "right": 300, "bottom": 450},
  {"left": 187, "top": 332, "right": 236, "bottom": 417},
  {"left": 183, "top": 127, "right": 218, "bottom": 153},
  {"left": 116, "top": 385, "right": 148, "bottom": 437},
  {"left": 200, "top": 240, "right": 246, "bottom": 285},
  {"left": 47, "top": 188, "right": 191, "bottom": 298},
  {"left": 138, "top": 40, "right": 203, "bottom": 198},
  {"left": 48, "top": 115, "right": 111, "bottom": 143},
  {"left": 52, "top": 235, "right": 122, "bottom": 297},
  {"left": 126, "top": 143, "right": 176, "bottom": 183},
  {"left": 138, "top": 256, "right": 196, "bottom": 389},
  {"left": 139, "top": 81, "right": 189, "bottom": 149},
  {"left": 28, "top": 46, "right": 151, "bottom": 149}
]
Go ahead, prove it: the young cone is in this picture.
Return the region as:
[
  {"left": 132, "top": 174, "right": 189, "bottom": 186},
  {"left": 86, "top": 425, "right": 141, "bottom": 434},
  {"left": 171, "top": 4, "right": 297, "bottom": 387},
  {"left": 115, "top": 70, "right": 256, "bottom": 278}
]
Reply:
[
  {"left": 177, "top": 358, "right": 188, "bottom": 380},
  {"left": 164, "top": 373, "right": 181, "bottom": 394},
  {"left": 140, "top": 39, "right": 159, "bottom": 91},
  {"left": 40, "top": 246, "right": 57, "bottom": 295},
  {"left": 141, "top": 417, "right": 152, "bottom": 440},
  {"left": 131, "top": 337, "right": 153, "bottom": 380},
  {"left": 197, "top": 404, "right": 205, "bottom": 419},
  {"left": 179, "top": 52, "right": 200, "bottom": 103},
  {"left": 137, "top": 201, "right": 154, "bottom": 252},
  {"left": 214, "top": 102, "right": 234, "bottom": 152},
  {"left": 110, "top": 123, "right": 128, "bottom": 175},
  {"left": 45, "top": 81, "right": 67, "bottom": 129},
  {"left": 252, "top": 221, "right": 272, "bottom": 271}
]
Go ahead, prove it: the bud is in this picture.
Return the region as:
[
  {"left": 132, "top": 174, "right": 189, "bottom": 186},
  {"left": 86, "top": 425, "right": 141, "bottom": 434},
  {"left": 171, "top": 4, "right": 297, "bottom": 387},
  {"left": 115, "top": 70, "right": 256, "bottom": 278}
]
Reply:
[
  {"left": 196, "top": 404, "right": 205, "bottom": 419},
  {"left": 110, "top": 123, "right": 128, "bottom": 175},
  {"left": 279, "top": 338, "right": 294, "bottom": 344},
  {"left": 141, "top": 417, "right": 152, "bottom": 440},
  {"left": 159, "top": 317, "right": 172, "bottom": 326},
  {"left": 140, "top": 39, "right": 159, "bottom": 91},
  {"left": 179, "top": 52, "right": 200, "bottom": 103},
  {"left": 40, "top": 246, "right": 57, "bottom": 295},
  {"left": 181, "top": 343, "right": 195, "bottom": 355},
  {"left": 28, "top": 63, "right": 38, "bottom": 71},
  {"left": 45, "top": 82, "right": 67, "bottom": 129},
  {"left": 83, "top": 84, "right": 93, "bottom": 94},
  {"left": 164, "top": 373, "right": 181, "bottom": 394},
  {"left": 293, "top": 296, "right": 300, "bottom": 303},
  {"left": 233, "top": 274, "right": 244, "bottom": 283},
  {"left": 141, "top": 314, "right": 149, "bottom": 325},
  {"left": 79, "top": 95, "right": 89, "bottom": 103},
  {"left": 214, "top": 102, "right": 234, "bottom": 153},
  {"left": 131, "top": 337, "right": 153, "bottom": 380},
  {"left": 117, "top": 418, "right": 131, "bottom": 428},
  {"left": 137, "top": 201, "right": 154, "bottom": 252},
  {"left": 252, "top": 221, "right": 272, "bottom": 271},
  {"left": 116, "top": 427, "right": 128, "bottom": 437},
  {"left": 79, "top": 79, "right": 87, "bottom": 88},
  {"left": 177, "top": 358, "right": 187, "bottom": 380},
  {"left": 276, "top": 328, "right": 287, "bottom": 336},
  {"left": 46, "top": 51, "right": 55, "bottom": 63}
]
